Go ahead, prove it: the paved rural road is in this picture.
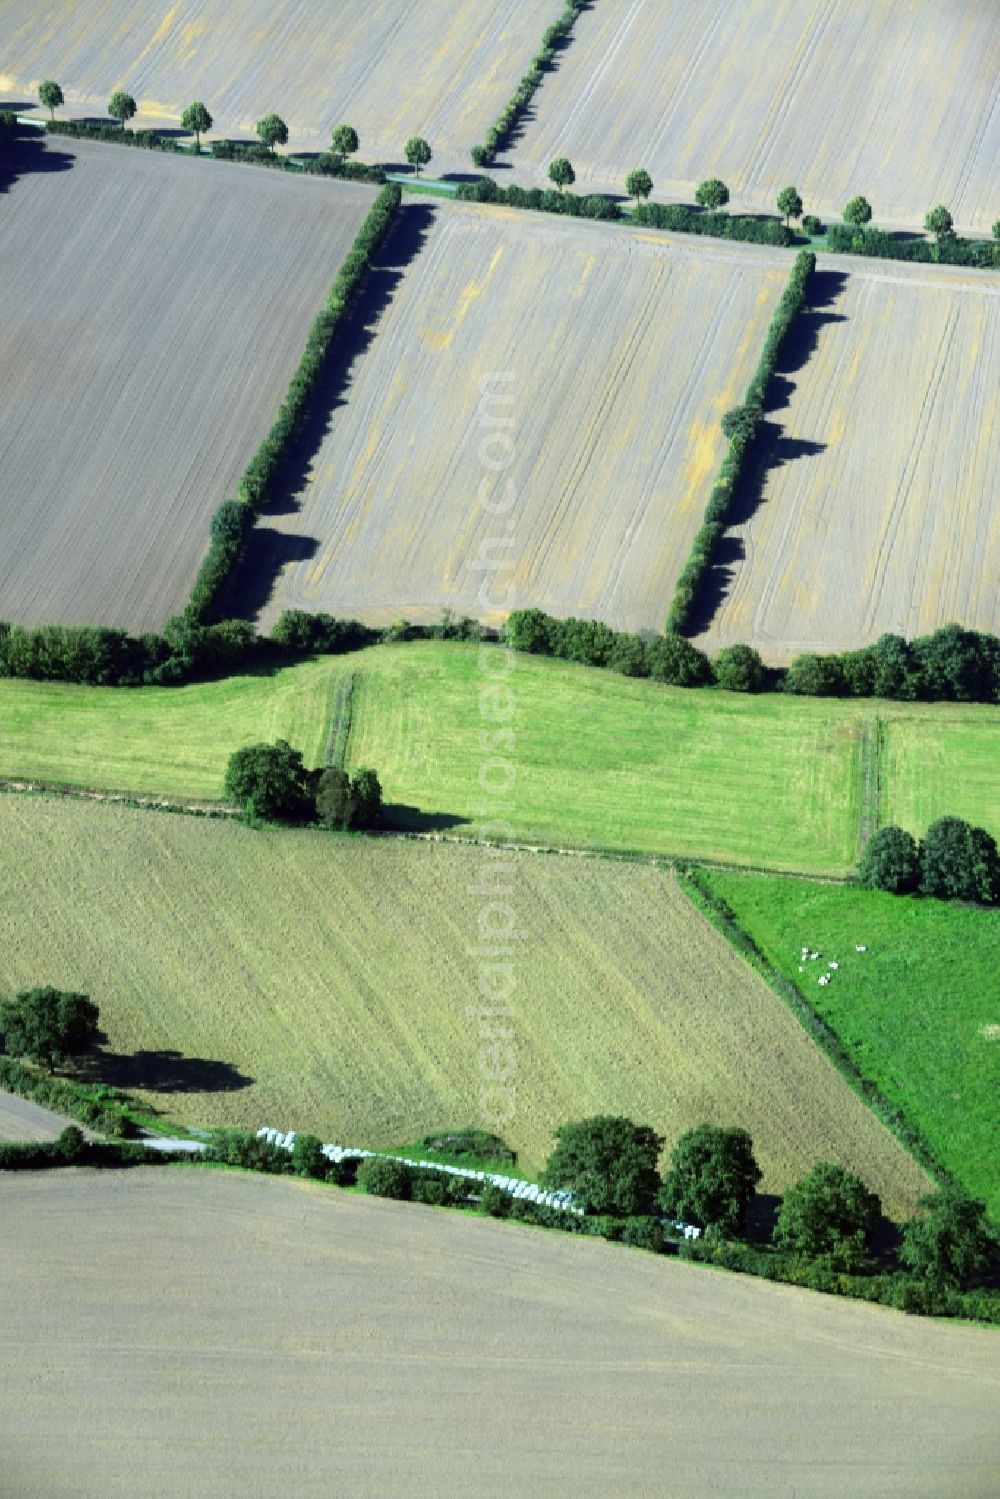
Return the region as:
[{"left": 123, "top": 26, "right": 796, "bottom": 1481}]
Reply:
[{"left": 0, "top": 1089, "right": 98, "bottom": 1143}]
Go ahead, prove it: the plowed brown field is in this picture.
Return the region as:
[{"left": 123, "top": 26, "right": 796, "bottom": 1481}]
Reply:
[
  {"left": 509, "top": 0, "right": 1000, "bottom": 234},
  {"left": 697, "top": 256, "right": 1000, "bottom": 661},
  {"left": 0, "top": 0, "right": 544, "bottom": 176},
  {"left": 254, "top": 204, "right": 786, "bottom": 634},
  {"left": 0, "top": 135, "right": 374, "bottom": 630},
  {"left": 2, "top": 1170, "right": 999, "bottom": 1498}
]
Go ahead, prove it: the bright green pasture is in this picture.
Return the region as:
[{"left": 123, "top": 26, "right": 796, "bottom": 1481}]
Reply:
[
  {"left": 703, "top": 870, "right": 1000, "bottom": 1216},
  {"left": 0, "top": 643, "right": 996, "bottom": 872}
]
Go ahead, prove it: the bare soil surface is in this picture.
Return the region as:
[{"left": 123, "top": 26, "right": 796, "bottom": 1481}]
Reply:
[
  {"left": 0, "top": 134, "right": 374, "bottom": 629},
  {"left": 251, "top": 202, "right": 786, "bottom": 634},
  {"left": 507, "top": 0, "right": 1000, "bottom": 235},
  {"left": 1, "top": 1169, "right": 998, "bottom": 1498}
]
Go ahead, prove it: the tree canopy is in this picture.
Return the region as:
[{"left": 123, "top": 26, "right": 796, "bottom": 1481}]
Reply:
[
  {"left": 548, "top": 157, "right": 575, "bottom": 191},
  {"left": 695, "top": 177, "right": 729, "bottom": 211},
  {"left": 108, "top": 90, "right": 137, "bottom": 128},
  {"left": 713, "top": 643, "right": 765, "bottom": 693},
  {"left": 331, "top": 123, "right": 359, "bottom": 156},
  {"left": 858, "top": 825, "right": 920, "bottom": 894},
  {"left": 256, "top": 113, "right": 289, "bottom": 152},
  {"left": 39, "top": 80, "right": 64, "bottom": 119},
  {"left": 774, "top": 1161, "right": 881, "bottom": 1269},
  {"left": 920, "top": 817, "right": 999, "bottom": 904},
  {"left": 776, "top": 185, "right": 803, "bottom": 224},
  {"left": 181, "top": 101, "right": 212, "bottom": 148},
  {"left": 900, "top": 1188, "right": 995, "bottom": 1289},
  {"left": 542, "top": 1115, "right": 663, "bottom": 1215},
  {"left": 224, "top": 740, "right": 312, "bottom": 822},
  {"left": 843, "top": 195, "right": 873, "bottom": 226},
  {"left": 0, "top": 987, "right": 100, "bottom": 1073},
  {"left": 659, "top": 1123, "right": 762, "bottom": 1235},
  {"left": 625, "top": 168, "right": 653, "bottom": 204},
  {"left": 924, "top": 204, "right": 954, "bottom": 239},
  {"left": 405, "top": 136, "right": 432, "bottom": 174}
]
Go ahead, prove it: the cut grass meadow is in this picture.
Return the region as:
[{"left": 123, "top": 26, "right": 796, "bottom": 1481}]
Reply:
[
  {"left": 0, "top": 794, "right": 931, "bottom": 1213},
  {"left": 700, "top": 870, "right": 1000, "bottom": 1217},
  {"left": 0, "top": 643, "right": 997, "bottom": 874}
]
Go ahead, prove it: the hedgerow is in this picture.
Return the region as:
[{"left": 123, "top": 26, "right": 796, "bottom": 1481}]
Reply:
[
  {"left": 471, "top": 0, "right": 589, "bottom": 167},
  {"left": 827, "top": 221, "right": 998, "bottom": 270},
  {"left": 456, "top": 175, "right": 619, "bottom": 221},
  {"left": 634, "top": 200, "right": 793, "bottom": 248},
  {"left": 666, "top": 250, "right": 816, "bottom": 633}
]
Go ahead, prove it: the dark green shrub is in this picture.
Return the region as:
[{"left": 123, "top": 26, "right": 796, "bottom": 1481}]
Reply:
[
  {"left": 801, "top": 214, "right": 823, "bottom": 235},
  {"left": 785, "top": 653, "right": 846, "bottom": 696},
  {"left": 291, "top": 1132, "right": 327, "bottom": 1179},
  {"left": 858, "top": 825, "right": 920, "bottom": 893},
  {"left": 418, "top": 1129, "right": 516, "bottom": 1165},
  {"left": 713, "top": 643, "right": 765, "bottom": 692},
  {"left": 479, "top": 1183, "right": 513, "bottom": 1217},
  {"left": 357, "top": 1156, "right": 412, "bottom": 1199},
  {"left": 919, "top": 817, "right": 1000, "bottom": 904},
  {"left": 774, "top": 1162, "right": 881, "bottom": 1271},
  {"left": 542, "top": 1115, "right": 663, "bottom": 1216},
  {"left": 646, "top": 634, "right": 713, "bottom": 687},
  {"left": 621, "top": 1216, "right": 665, "bottom": 1252},
  {"left": 57, "top": 1125, "right": 86, "bottom": 1162}
]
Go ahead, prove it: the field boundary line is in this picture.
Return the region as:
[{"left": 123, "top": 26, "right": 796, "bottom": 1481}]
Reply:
[
  {"left": 677, "top": 865, "right": 956, "bottom": 1195},
  {"left": 325, "top": 672, "right": 356, "bottom": 767}
]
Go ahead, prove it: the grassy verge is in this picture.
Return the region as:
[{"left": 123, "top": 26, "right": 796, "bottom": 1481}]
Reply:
[{"left": 696, "top": 869, "right": 1000, "bottom": 1216}]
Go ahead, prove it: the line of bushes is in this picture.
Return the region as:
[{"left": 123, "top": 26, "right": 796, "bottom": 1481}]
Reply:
[
  {"left": 44, "top": 119, "right": 385, "bottom": 183},
  {"left": 666, "top": 249, "right": 816, "bottom": 633},
  {"left": 471, "top": 0, "right": 589, "bottom": 167},
  {"left": 0, "top": 1055, "right": 145, "bottom": 1138},
  {"left": 826, "top": 221, "right": 999, "bottom": 270},
  {"left": 456, "top": 174, "right": 620, "bottom": 221},
  {"left": 0, "top": 1130, "right": 166, "bottom": 1171},
  {"left": 633, "top": 199, "right": 793, "bottom": 248},
  {"left": 187, "top": 182, "right": 401, "bottom": 624}
]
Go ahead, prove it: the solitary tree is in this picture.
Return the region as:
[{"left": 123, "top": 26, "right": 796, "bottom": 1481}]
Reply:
[
  {"left": 660, "top": 1124, "right": 762, "bottom": 1236},
  {"left": 843, "top": 194, "right": 873, "bottom": 226},
  {"left": 919, "top": 816, "right": 999, "bottom": 904},
  {"left": 858, "top": 824, "right": 920, "bottom": 894},
  {"left": 181, "top": 101, "right": 212, "bottom": 152},
  {"left": 224, "top": 740, "right": 312, "bottom": 822},
  {"left": 38, "top": 79, "right": 64, "bottom": 120},
  {"left": 900, "top": 1188, "right": 995, "bottom": 1290},
  {"left": 542, "top": 1115, "right": 663, "bottom": 1215},
  {"left": 331, "top": 123, "right": 359, "bottom": 157},
  {"left": 774, "top": 1162, "right": 881, "bottom": 1270},
  {"left": 924, "top": 204, "right": 954, "bottom": 239},
  {"left": 404, "top": 135, "right": 432, "bottom": 175},
  {"left": 0, "top": 987, "right": 100, "bottom": 1073},
  {"left": 256, "top": 112, "right": 288, "bottom": 153},
  {"left": 777, "top": 184, "right": 803, "bottom": 225},
  {"left": 625, "top": 167, "right": 653, "bottom": 205},
  {"left": 695, "top": 177, "right": 729, "bottom": 211},
  {"left": 108, "top": 90, "right": 137, "bottom": 129},
  {"left": 548, "top": 156, "right": 575, "bottom": 192}
]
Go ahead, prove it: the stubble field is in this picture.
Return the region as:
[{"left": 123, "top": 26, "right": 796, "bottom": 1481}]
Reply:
[
  {"left": 252, "top": 204, "right": 786, "bottom": 635},
  {"left": 0, "top": 644, "right": 997, "bottom": 874},
  {"left": 0, "top": 794, "right": 933, "bottom": 1210},
  {"left": 3, "top": 1171, "right": 999, "bottom": 1499},
  {"left": 510, "top": 0, "right": 1000, "bottom": 233},
  {"left": 0, "top": 135, "right": 374, "bottom": 630},
  {"left": 698, "top": 258, "right": 1000, "bottom": 660},
  {"left": 0, "top": 0, "right": 544, "bottom": 175}
]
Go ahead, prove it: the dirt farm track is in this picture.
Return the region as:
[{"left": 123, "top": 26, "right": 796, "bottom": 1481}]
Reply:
[
  {"left": 2, "top": 1170, "right": 998, "bottom": 1499},
  {"left": 0, "top": 134, "right": 374, "bottom": 631}
]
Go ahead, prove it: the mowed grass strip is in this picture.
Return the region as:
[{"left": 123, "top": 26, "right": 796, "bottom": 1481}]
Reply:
[
  {"left": 0, "top": 795, "right": 931, "bottom": 1213},
  {"left": 0, "top": 644, "right": 996, "bottom": 872},
  {"left": 701, "top": 870, "right": 1000, "bottom": 1216}
]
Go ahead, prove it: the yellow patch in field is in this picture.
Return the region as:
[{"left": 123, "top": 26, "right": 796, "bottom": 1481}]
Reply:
[{"left": 422, "top": 245, "right": 505, "bottom": 353}]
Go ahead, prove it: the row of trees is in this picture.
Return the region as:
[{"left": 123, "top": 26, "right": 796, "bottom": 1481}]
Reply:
[
  {"left": 540, "top": 1116, "right": 995, "bottom": 1289},
  {"left": 38, "top": 81, "right": 432, "bottom": 171},
  {"left": 471, "top": 0, "right": 588, "bottom": 167},
  {"left": 223, "top": 740, "right": 382, "bottom": 830},
  {"left": 860, "top": 817, "right": 1000, "bottom": 905}
]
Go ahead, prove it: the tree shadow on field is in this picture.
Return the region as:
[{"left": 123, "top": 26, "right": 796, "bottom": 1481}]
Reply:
[
  {"left": 228, "top": 530, "right": 319, "bottom": 621},
  {"left": 494, "top": 0, "right": 595, "bottom": 160},
  {"left": 0, "top": 125, "right": 75, "bottom": 195},
  {"left": 77, "top": 1046, "right": 253, "bottom": 1095},
  {"left": 225, "top": 200, "right": 437, "bottom": 621},
  {"left": 380, "top": 803, "right": 471, "bottom": 833},
  {"left": 683, "top": 270, "right": 849, "bottom": 637}
]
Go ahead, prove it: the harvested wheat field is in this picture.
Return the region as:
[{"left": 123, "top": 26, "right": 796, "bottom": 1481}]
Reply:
[
  {"left": 510, "top": 0, "right": 1000, "bottom": 234},
  {"left": 252, "top": 204, "right": 786, "bottom": 633},
  {"left": 0, "top": 794, "right": 933, "bottom": 1214},
  {"left": 2, "top": 1170, "right": 999, "bottom": 1498},
  {"left": 0, "top": 134, "right": 374, "bottom": 631},
  {"left": 697, "top": 257, "right": 1000, "bottom": 661},
  {"left": 0, "top": 0, "right": 543, "bottom": 175},
  {"left": 0, "top": 1090, "right": 80, "bottom": 1143}
]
